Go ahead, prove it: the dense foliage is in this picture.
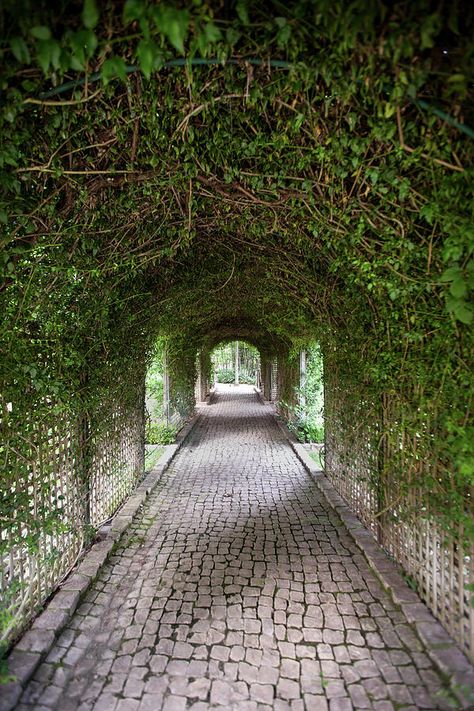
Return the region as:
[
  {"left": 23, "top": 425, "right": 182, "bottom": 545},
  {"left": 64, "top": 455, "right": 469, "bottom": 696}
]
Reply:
[
  {"left": 294, "top": 342, "right": 324, "bottom": 442},
  {"left": 145, "top": 421, "right": 176, "bottom": 445},
  {"left": 212, "top": 341, "right": 259, "bottom": 384},
  {"left": 0, "top": 0, "right": 473, "bottom": 633},
  {"left": 145, "top": 339, "right": 165, "bottom": 423}
]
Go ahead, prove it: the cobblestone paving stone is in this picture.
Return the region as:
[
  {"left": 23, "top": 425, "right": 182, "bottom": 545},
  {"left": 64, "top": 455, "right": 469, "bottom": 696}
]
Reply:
[{"left": 18, "top": 386, "right": 454, "bottom": 710}]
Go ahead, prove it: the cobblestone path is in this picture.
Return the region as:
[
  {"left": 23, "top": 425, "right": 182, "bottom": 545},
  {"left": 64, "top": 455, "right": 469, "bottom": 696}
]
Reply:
[{"left": 18, "top": 387, "right": 453, "bottom": 711}]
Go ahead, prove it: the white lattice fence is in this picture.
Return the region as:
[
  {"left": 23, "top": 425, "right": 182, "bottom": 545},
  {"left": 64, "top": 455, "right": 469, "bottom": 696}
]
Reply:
[
  {"left": 90, "top": 406, "right": 144, "bottom": 526},
  {"left": 1, "top": 413, "right": 84, "bottom": 645},
  {"left": 324, "top": 370, "right": 474, "bottom": 662},
  {"left": 270, "top": 359, "right": 278, "bottom": 401},
  {"left": 1, "top": 396, "right": 144, "bottom": 646}
]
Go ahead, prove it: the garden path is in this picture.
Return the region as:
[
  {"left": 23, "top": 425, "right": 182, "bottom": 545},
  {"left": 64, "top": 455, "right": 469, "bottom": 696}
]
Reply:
[{"left": 18, "top": 387, "right": 452, "bottom": 710}]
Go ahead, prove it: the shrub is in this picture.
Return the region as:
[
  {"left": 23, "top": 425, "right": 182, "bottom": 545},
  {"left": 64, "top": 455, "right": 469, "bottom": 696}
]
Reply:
[
  {"left": 216, "top": 368, "right": 235, "bottom": 383},
  {"left": 215, "top": 368, "right": 256, "bottom": 384},
  {"left": 299, "top": 421, "right": 324, "bottom": 443},
  {"left": 291, "top": 419, "right": 324, "bottom": 443},
  {"left": 145, "top": 421, "right": 176, "bottom": 444},
  {"left": 238, "top": 370, "right": 256, "bottom": 384}
]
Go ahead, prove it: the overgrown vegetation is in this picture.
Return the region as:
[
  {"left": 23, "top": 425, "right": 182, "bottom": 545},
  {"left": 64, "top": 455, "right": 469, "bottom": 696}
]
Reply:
[
  {"left": 145, "top": 422, "right": 176, "bottom": 445},
  {"left": 309, "top": 448, "right": 325, "bottom": 470},
  {"left": 290, "top": 343, "right": 324, "bottom": 442},
  {"left": 144, "top": 444, "right": 164, "bottom": 470},
  {"left": 0, "top": 0, "right": 473, "bottom": 655},
  {"left": 145, "top": 340, "right": 165, "bottom": 422},
  {"left": 212, "top": 341, "right": 259, "bottom": 384}
]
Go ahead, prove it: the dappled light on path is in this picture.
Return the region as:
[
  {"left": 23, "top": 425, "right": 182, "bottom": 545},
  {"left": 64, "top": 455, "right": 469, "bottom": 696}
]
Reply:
[{"left": 17, "top": 389, "right": 454, "bottom": 710}]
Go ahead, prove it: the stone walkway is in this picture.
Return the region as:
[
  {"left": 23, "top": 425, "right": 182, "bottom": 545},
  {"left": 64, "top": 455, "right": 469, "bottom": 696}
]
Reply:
[{"left": 17, "top": 387, "right": 454, "bottom": 710}]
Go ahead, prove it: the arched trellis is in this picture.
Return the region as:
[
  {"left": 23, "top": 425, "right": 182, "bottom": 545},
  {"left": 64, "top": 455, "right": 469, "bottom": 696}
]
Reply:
[
  {"left": 195, "top": 329, "right": 293, "bottom": 406},
  {"left": 0, "top": 0, "right": 473, "bottom": 664}
]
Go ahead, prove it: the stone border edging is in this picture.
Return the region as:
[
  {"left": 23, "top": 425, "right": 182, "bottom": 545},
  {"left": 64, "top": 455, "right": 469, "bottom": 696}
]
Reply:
[
  {"left": 291, "top": 442, "right": 324, "bottom": 479},
  {"left": 0, "top": 410, "right": 202, "bottom": 711},
  {"left": 207, "top": 387, "right": 217, "bottom": 405},
  {"left": 274, "top": 417, "right": 474, "bottom": 708},
  {"left": 253, "top": 388, "right": 275, "bottom": 411}
]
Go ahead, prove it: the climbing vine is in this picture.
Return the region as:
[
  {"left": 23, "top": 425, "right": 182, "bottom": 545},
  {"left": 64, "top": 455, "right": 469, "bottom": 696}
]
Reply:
[{"left": 0, "top": 0, "right": 473, "bottom": 650}]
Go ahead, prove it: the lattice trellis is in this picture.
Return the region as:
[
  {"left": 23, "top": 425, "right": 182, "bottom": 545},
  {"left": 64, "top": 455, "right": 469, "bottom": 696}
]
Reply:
[
  {"left": 324, "top": 364, "right": 474, "bottom": 662},
  {"left": 90, "top": 406, "right": 144, "bottom": 526},
  {"left": 1, "top": 414, "right": 83, "bottom": 644},
  {"left": 270, "top": 359, "right": 278, "bottom": 401},
  {"left": 0, "top": 395, "right": 144, "bottom": 646}
]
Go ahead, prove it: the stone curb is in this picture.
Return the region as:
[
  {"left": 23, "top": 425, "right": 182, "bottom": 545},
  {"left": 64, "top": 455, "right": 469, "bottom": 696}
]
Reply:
[
  {"left": 291, "top": 442, "right": 324, "bottom": 479},
  {"left": 207, "top": 387, "right": 217, "bottom": 405},
  {"left": 0, "top": 410, "right": 202, "bottom": 711},
  {"left": 282, "top": 429, "right": 474, "bottom": 708},
  {"left": 254, "top": 388, "right": 279, "bottom": 413}
]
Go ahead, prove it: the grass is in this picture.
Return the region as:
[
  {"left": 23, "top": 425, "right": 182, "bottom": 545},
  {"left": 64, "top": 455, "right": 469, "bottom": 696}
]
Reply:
[
  {"left": 309, "top": 449, "right": 324, "bottom": 469},
  {"left": 144, "top": 445, "right": 165, "bottom": 471}
]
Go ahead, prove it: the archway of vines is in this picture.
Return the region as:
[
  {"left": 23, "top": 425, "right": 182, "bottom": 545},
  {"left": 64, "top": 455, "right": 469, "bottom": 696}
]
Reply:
[{"left": 1, "top": 0, "right": 473, "bottom": 660}]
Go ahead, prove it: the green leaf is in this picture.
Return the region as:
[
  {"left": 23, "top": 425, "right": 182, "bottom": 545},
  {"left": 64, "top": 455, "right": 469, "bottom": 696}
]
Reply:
[
  {"left": 293, "top": 113, "right": 304, "bottom": 132},
  {"left": 420, "top": 203, "right": 436, "bottom": 225},
  {"left": 123, "top": 0, "right": 146, "bottom": 24},
  {"left": 70, "top": 54, "right": 85, "bottom": 71},
  {"left": 275, "top": 18, "right": 291, "bottom": 48},
  {"left": 454, "top": 301, "right": 473, "bottom": 324},
  {"left": 70, "top": 29, "right": 98, "bottom": 66},
  {"left": 226, "top": 27, "right": 240, "bottom": 46},
  {"left": 137, "top": 39, "right": 155, "bottom": 79},
  {"left": 30, "top": 26, "right": 51, "bottom": 40},
  {"left": 20, "top": 79, "right": 36, "bottom": 92},
  {"left": 197, "top": 21, "right": 222, "bottom": 55},
  {"left": 467, "top": 263, "right": 474, "bottom": 289},
  {"left": 152, "top": 6, "right": 190, "bottom": 55},
  {"left": 447, "top": 296, "right": 473, "bottom": 324},
  {"left": 277, "top": 24, "right": 291, "bottom": 48},
  {"left": 367, "top": 168, "right": 379, "bottom": 185},
  {"left": 10, "top": 37, "right": 31, "bottom": 64},
  {"left": 420, "top": 13, "right": 440, "bottom": 50},
  {"left": 236, "top": 0, "right": 250, "bottom": 25},
  {"left": 204, "top": 21, "right": 222, "bottom": 43},
  {"left": 439, "top": 266, "right": 462, "bottom": 283},
  {"left": 82, "top": 0, "right": 99, "bottom": 29},
  {"left": 82, "top": 29, "right": 98, "bottom": 57},
  {"left": 446, "top": 73, "right": 467, "bottom": 97},
  {"left": 450, "top": 277, "right": 467, "bottom": 299},
  {"left": 100, "top": 56, "right": 127, "bottom": 85},
  {"left": 447, "top": 73, "right": 466, "bottom": 84},
  {"left": 36, "top": 39, "right": 61, "bottom": 73}
]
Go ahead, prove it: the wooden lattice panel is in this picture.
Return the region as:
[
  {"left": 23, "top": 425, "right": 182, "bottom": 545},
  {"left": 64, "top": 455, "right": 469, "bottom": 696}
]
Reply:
[
  {"left": 90, "top": 407, "right": 144, "bottom": 526},
  {"left": 1, "top": 416, "right": 84, "bottom": 645},
  {"left": 1, "top": 398, "right": 144, "bottom": 646},
  {"left": 270, "top": 359, "right": 278, "bottom": 401},
  {"left": 324, "top": 367, "right": 474, "bottom": 662}
]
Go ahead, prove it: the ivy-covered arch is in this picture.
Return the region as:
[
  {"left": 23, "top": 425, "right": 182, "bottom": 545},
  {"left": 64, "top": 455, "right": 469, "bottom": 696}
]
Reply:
[{"left": 1, "top": 0, "right": 473, "bottom": 660}]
